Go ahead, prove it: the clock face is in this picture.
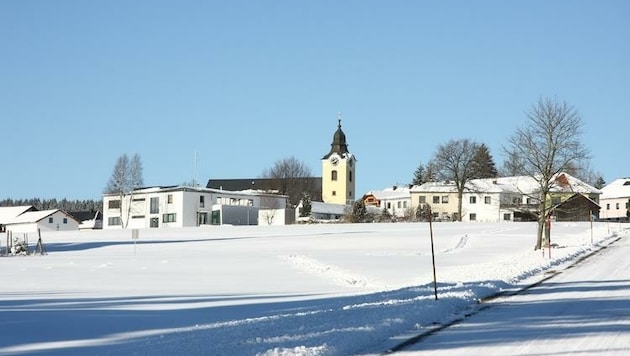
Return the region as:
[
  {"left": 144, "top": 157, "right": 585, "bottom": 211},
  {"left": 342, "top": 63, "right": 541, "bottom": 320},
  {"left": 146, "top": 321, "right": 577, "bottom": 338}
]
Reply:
[{"left": 330, "top": 156, "right": 340, "bottom": 166}]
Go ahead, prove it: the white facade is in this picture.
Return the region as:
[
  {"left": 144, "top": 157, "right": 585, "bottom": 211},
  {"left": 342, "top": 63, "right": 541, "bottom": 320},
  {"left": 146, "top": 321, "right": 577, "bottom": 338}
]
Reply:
[
  {"left": 4, "top": 209, "right": 80, "bottom": 233},
  {"left": 408, "top": 173, "right": 601, "bottom": 223},
  {"left": 364, "top": 186, "right": 412, "bottom": 218},
  {"left": 102, "top": 186, "right": 288, "bottom": 229},
  {"left": 599, "top": 178, "right": 630, "bottom": 220}
]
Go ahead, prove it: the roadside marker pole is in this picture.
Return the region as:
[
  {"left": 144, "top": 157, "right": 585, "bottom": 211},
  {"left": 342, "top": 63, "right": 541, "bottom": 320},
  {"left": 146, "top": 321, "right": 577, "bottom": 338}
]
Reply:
[{"left": 428, "top": 205, "right": 438, "bottom": 300}]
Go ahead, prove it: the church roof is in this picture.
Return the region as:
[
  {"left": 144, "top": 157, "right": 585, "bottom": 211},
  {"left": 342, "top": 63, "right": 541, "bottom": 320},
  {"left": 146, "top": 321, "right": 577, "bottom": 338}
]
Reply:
[{"left": 322, "top": 119, "right": 351, "bottom": 159}]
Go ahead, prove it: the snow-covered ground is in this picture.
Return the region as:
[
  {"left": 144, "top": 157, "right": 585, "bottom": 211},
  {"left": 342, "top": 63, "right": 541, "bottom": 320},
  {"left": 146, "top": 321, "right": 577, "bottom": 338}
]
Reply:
[
  {"left": 0, "top": 221, "right": 626, "bottom": 355},
  {"left": 398, "top": 232, "right": 630, "bottom": 355}
]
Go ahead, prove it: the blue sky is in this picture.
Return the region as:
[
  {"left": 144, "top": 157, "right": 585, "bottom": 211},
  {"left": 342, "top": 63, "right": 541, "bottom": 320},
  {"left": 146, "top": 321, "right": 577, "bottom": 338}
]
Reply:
[{"left": 1, "top": 1, "right": 628, "bottom": 200}]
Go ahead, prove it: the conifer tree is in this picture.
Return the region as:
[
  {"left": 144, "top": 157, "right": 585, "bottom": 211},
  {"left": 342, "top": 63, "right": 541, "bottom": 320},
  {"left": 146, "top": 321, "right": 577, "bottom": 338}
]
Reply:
[{"left": 471, "top": 144, "right": 498, "bottom": 178}]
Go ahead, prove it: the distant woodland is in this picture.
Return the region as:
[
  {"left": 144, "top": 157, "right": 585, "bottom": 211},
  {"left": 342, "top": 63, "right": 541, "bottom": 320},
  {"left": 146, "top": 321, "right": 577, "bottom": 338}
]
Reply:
[{"left": 0, "top": 198, "right": 102, "bottom": 212}]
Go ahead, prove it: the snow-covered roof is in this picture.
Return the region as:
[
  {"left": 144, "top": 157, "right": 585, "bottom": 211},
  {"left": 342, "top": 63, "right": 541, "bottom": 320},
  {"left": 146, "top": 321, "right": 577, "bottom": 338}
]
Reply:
[
  {"left": 5, "top": 209, "right": 63, "bottom": 225},
  {"left": 310, "top": 201, "right": 347, "bottom": 215},
  {"left": 0, "top": 206, "right": 34, "bottom": 223},
  {"left": 109, "top": 185, "right": 287, "bottom": 198},
  {"left": 600, "top": 178, "right": 630, "bottom": 199},
  {"left": 410, "top": 181, "right": 458, "bottom": 193},
  {"left": 364, "top": 186, "right": 411, "bottom": 200},
  {"left": 409, "top": 173, "right": 601, "bottom": 196}
]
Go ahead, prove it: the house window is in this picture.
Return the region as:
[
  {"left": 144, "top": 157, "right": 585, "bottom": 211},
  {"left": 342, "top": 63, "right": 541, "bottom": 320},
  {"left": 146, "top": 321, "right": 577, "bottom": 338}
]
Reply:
[
  {"left": 470, "top": 196, "right": 477, "bottom": 204},
  {"left": 503, "top": 213, "right": 511, "bottom": 221},
  {"left": 432, "top": 196, "right": 440, "bottom": 204},
  {"left": 526, "top": 198, "right": 533, "bottom": 205},
  {"left": 484, "top": 196, "right": 491, "bottom": 204},
  {"left": 397, "top": 201, "right": 401, "bottom": 209},
  {"left": 469, "top": 213, "right": 476, "bottom": 221},
  {"left": 167, "top": 194, "right": 173, "bottom": 204},
  {"left": 150, "top": 217, "right": 159, "bottom": 228},
  {"left": 403, "top": 201, "right": 407, "bottom": 208},
  {"left": 108, "top": 200, "right": 121, "bottom": 209},
  {"left": 348, "top": 191, "right": 352, "bottom": 197},
  {"left": 419, "top": 196, "right": 426, "bottom": 204},
  {"left": 332, "top": 191, "right": 337, "bottom": 196},
  {"left": 108, "top": 216, "right": 121, "bottom": 226},
  {"left": 200, "top": 196, "right": 205, "bottom": 208},
  {"left": 150, "top": 197, "right": 159, "bottom": 214},
  {"left": 63, "top": 218, "right": 68, "bottom": 224},
  {"left": 512, "top": 197, "right": 520, "bottom": 204},
  {"left": 331, "top": 170, "right": 338, "bottom": 181},
  {"left": 441, "top": 196, "right": 449, "bottom": 204},
  {"left": 387, "top": 202, "right": 391, "bottom": 209},
  {"left": 349, "top": 171, "right": 353, "bottom": 182},
  {"left": 163, "top": 213, "right": 176, "bottom": 223},
  {"left": 606, "top": 204, "right": 610, "bottom": 210},
  {"left": 48, "top": 217, "right": 53, "bottom": 223},
  {"left": 616, "top": 202, "right": 620, "bottom": 209}
]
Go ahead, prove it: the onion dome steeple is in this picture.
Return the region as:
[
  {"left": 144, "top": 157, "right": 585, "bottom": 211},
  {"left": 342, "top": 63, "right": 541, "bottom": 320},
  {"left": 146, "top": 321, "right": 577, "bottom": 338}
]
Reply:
[{"left": 323, "top": 116, "right": 350, "bottom": 159}]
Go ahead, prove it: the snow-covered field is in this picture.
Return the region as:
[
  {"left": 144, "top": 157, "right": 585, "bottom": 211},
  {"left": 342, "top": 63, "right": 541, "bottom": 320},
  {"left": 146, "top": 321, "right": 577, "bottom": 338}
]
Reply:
[{"left": 0, "top": 221, "right": 626, "bottom": 355}]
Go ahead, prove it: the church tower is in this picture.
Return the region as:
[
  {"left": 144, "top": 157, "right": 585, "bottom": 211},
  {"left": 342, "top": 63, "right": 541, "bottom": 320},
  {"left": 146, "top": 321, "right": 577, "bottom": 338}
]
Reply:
[{"left": 322, "top": 117, "right": 356, "bottom": 205}]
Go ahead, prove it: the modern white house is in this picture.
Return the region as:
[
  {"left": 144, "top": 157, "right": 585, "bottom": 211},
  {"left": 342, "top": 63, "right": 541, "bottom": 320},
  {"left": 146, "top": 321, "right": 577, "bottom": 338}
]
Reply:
[
  {"left": 2, "top": 208, "right": 80, "bottom": 233},
  {"left": 102, "top": 185, "right": 290, "bottom": 229},
  {"left": 409, "top": 173, "right": 601, "bottom": 223},
  {"left": 599, "top": 178, "right": 630, "bottom": 221}
]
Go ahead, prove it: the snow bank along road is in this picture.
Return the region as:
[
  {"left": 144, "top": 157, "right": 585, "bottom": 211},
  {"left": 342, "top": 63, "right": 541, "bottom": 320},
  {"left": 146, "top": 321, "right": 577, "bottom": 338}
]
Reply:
[{"left": 393, "top": 235, "right": 630, "bottom": 355}]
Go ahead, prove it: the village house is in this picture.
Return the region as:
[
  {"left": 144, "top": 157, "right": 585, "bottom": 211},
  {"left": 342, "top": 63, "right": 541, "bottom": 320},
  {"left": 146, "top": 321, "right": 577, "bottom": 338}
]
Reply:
[
  {"left": 599, "top": 177, "right": 630, "bottom": 221},
  {"left": 409, "top": 173, "right": 601, "bottom": 223},
  {"left": 362, "top": 185, "right": 412, "bottom": 219},
  {"left": 0, "top": 206, "right": 80, "bottom": 233}
]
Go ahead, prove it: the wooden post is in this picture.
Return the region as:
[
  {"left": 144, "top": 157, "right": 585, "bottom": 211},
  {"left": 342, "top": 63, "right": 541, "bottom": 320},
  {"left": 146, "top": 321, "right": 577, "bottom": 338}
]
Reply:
[
  {"left": 7, "top": 230, "right": 11, "bottom": 255},
  {"left": 35, "top": 229, "right": 46, "bottom": 255}
]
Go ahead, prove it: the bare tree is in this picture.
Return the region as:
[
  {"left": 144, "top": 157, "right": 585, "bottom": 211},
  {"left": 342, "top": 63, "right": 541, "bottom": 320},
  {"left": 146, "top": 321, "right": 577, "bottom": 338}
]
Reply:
[
  {"left": 104, "top": 153, "right": 144, "bottom": 228},
  {"left": 500, "top": 149, "right": 528, "bottom": 176},
  {"left": 261, "top": 156, "right": 313, "bottom": 207},
  {"left": 504, "top": 97, "right": 589, "bottom": 250},
  {"left": 431, "top": 138, "right": 481, "bottom": 221}
]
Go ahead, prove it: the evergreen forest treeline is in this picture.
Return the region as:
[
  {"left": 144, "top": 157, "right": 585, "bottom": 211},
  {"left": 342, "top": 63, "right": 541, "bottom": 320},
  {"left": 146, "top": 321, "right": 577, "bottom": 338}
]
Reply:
[{"left": 0, "top": 198, "right": 102, "bottom": 212}]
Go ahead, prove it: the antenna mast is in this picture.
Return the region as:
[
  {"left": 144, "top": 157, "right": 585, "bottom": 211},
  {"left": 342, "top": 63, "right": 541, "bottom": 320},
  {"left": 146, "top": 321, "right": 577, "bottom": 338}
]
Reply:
[{"left": 193, "top": 151, "right": 198, "bottom": 187}]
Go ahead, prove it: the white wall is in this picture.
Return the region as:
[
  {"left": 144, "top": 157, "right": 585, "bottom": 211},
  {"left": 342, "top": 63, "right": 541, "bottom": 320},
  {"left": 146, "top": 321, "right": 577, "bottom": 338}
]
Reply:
[
  {"left": 7, "top": 211, "right": 79, "bottom": 233},
  {"left": 599, "top": 198, "right": 629, "bottom": 220},
  {"left": 462, "top": 192, "right": 502, "bottom": 222},
  {"left": 103, "top": 188, "right": 287, "bottom": 229}
]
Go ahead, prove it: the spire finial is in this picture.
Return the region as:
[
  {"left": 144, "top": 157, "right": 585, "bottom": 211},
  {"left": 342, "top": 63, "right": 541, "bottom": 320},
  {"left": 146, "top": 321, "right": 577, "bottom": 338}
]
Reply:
[{"left": 337, "top": 111, "right": 342, "bottom": 128}]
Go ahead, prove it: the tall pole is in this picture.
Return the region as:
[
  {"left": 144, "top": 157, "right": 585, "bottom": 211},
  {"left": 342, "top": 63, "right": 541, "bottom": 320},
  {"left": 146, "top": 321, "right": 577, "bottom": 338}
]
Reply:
[
  {"left": 428, "top": 205, "right": 438, "bottom": 300},
  {"left": 590, "top": 210, "right": 593, "bottom": 245}
]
